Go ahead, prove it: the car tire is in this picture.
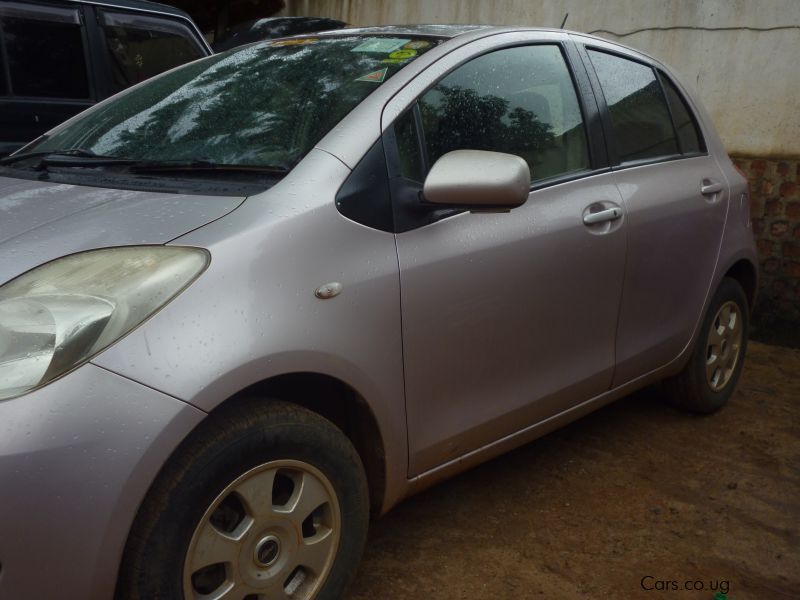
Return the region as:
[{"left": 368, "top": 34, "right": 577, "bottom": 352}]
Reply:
[
  {"left": 116, "top": 399, "right": 369, "bottom": 600},
  {"left": 663, "top": 277, "right": 749, "bottom": 414}
]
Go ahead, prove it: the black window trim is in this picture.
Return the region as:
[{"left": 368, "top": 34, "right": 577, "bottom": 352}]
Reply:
[
  {"left": 656, "top": 67, "right": 708, "bottom": 156},
  {"left": 0, "top": 16, "right": 11, "bottom": 96},
  {"left": 410, "top": 102, "right": 429, "bottom": 175},
  {"left": 0, "top": 1, "right": 81, "bottom": 23},
  {"left": 578, "top": 43, "right": 710, "bottom": 171},
  {"left": 561, "top": 37, "right": 609, "bottom": 173},
  {"left": 77, "top": 0, "right": 211, "bottom": 55},
  {"left": 98, "top": 8, "right": 206, "bottom": 54},
  {"left": 94, "top": 6, "right": 205, "bottom": 98},
  {"left": 654, "top": 68, "right": 683, "bottom": 155}
]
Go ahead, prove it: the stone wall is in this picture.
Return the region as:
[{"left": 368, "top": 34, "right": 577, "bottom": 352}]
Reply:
[{"left": 733, "top": 157, "right": 800, "bottom": 323}]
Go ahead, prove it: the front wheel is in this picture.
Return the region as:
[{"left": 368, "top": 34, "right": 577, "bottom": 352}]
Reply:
[
  {"left": 663, "top": 277, "right": 749, "bottom": 413},
  {"left": 116, "top": 400, "right": 369, "bottom": 600}
]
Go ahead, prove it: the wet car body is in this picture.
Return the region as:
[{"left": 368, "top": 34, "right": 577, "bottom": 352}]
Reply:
[{"left": 0, "top": 25, "right": 757, "bottom": 599}]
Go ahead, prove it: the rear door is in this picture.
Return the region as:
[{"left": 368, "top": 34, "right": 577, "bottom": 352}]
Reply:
[
  {"left": 0, "top": 1, "right": 95, "bottom": 154},
  {"left": 383, "top": 34, "right": 629, "bottom": 475},
  {"left": 575, "top": 40, "right": 729, "bottom": 385}
]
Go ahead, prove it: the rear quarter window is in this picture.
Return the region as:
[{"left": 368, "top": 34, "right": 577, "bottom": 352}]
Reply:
[{"left": 659, "top": 72, "right": 705, "bottom": 154}]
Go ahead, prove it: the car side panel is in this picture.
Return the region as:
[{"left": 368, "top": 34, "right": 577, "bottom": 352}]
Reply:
[
  {"left": 92, "top": 150, "right": 411, "bottom": 513},
  {"left": 0, "top": 363, "right": 205, "bottom": 600},
  {"left": 397, "top": 174, "right": 627, "bottom": 475},
  {"left": 611, "top": 156, "right": 729, "bottom": 385}
]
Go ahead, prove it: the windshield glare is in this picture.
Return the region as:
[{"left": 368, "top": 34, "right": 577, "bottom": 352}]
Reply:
[{"left": 29, "top": 36, "right": 438, "bottom": 169}]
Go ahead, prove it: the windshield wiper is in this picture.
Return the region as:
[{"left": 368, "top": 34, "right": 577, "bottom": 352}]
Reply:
[
  {"left": 1, "top": 151, "right": 289, "bottom": 176},
  {"left": 128, "top": 161, "right": 289, "bottom": 174},
  {"left": 0, "top": 148, "right": 111, "bottom": 165}
]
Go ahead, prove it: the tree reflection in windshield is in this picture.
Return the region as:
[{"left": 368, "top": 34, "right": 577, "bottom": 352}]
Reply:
[{"left": 32, "top": 37, "right": 438, "bottom": 169}]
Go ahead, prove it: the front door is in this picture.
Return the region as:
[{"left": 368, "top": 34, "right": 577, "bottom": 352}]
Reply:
[{"left": 388, "top": 42, "right": 628, "bottom": 475}]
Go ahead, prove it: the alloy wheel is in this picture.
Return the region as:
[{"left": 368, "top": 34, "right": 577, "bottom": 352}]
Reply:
[
  {"left": 705, "top": 300, "right": 743, "bottom": 392},
  {"left": 183, "top": 459, "right": 341, "bottom": 600}
]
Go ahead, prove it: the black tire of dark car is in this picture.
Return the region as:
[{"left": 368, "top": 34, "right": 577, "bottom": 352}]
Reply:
[
  {"left": 664, "top": 277, "right": 750, "bottom": 414},
  {"left": 115, "top": 399, "right": 369, "bottom": 600}
]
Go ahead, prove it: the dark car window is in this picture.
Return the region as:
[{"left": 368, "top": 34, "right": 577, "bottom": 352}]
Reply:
[
  {"left": 100, "top": 11, "right": 206, "bottom": 94},
  {"left": 587, "top": 50, "right": 679, "bottom": 163},
  {"left": 394, "top": 108, "right": 425, "bottom": 182},
  {"left": 413, "top": 45, "right": 589, "bottom": 183},
  {"left": 659, "top": 72, "right": 705, "bottom": 154},
  {"left": 29, "top": 36, "right": 439, "bottom": 170},
  {"left": 0, "top": 4, "right": 90, "bottom": 99}
]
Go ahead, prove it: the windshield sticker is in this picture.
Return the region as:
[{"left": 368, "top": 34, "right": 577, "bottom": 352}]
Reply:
[
  {"left": 355, "top": 67, "right": 389, "bottom": 83},
  {"left": 270, "top": 38, "right": 319, "bottom": 47},
  {"left": 351, "top": 38, "right": 409, "bottom": 53},
  {"left": 403, "top": 40, "right": 430, "bottom": 50},
  {"left": 381, "top": 48, "right": 418, "bottom": 64},
  {"left": 389, "top": 48, "right": 417, "bottom": 60}
]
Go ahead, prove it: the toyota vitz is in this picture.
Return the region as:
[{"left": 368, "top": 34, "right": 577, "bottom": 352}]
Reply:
[{"left": 0, "top": 26, "right": 757, "bottom": 600}]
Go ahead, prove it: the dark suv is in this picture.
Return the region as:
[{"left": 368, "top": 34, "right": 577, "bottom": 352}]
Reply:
[{"left": 0, "top": 0, "right": 211, "bottom": 155}]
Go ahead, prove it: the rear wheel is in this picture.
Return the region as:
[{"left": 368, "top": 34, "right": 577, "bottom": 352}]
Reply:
[
  {"left": 116, "top": 400, "right": 369, "bottom": 600},
  {"left": 663, "top": 277, "right": 749, "bottom": 413}
]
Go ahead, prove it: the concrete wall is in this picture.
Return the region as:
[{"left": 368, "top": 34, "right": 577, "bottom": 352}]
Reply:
[
  {"left": 283, "top": 0, "right": 800, "bottom": 325},
  {"left": 282, "top": 0, "right": 800, "bottom": 158}
]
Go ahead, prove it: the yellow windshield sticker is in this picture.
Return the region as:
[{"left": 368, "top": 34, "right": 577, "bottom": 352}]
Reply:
[
  {"left": 403, "top": 40, "right": 430, "bottom": 50},
  {"left": 388, "top": 48, "right": 417, "bottom": 60},
  {"left": 355, "top": 67, "right": 389, "bottom": 83}
]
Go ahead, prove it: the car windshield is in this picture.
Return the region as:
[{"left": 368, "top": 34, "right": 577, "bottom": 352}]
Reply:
[{"left": 25, "top": 36, "right": 439, "bottom": 170}]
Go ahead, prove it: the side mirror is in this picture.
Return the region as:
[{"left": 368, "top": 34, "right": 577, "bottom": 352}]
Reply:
[{"left": 422, "top": 150, "right": 531, "bottom": 211}]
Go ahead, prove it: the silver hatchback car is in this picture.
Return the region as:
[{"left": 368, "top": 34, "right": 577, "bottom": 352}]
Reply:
[{"left": 0, "top": 25, "right": 757, "bottom": 600}]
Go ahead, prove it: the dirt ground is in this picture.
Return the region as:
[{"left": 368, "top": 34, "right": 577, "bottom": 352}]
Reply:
[{"left": 347, "top": 341, "right": 800, "bottom": 600}]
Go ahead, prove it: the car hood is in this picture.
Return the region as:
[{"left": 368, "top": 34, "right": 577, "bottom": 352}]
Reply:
[{"left": 0, "top": 176, "right": 245, "bottom": 285}]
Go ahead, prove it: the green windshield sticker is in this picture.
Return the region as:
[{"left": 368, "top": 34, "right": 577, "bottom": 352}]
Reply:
[
  {"left": 381, "top": 48, "right": 417, "bottom": 65},
  {"left": 388, "top": 48, "right": 417, "bottom": 60},
  {"left": 355, "top": 67, "right": 388, "bottom": 83},
  {"left": 351, "top": 38, "right": 409, "bottom": 53}
]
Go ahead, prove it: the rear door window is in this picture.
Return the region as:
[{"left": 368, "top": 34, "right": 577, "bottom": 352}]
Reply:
[
  {"left": 100, "top": 11, "right": 206, "bottom": 94},
  {"left": 587, "top": 49, "right": 679, "bottom": 163},
  {"left": 0, "top": 2, "right": 90, "bottom": 99}
]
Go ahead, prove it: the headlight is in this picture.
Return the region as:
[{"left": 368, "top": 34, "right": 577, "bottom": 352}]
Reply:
[{"left": 0, "top": 246, "right": 209, "bottom": 400}]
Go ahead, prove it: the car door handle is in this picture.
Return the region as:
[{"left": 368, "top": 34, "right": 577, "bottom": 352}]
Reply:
[
  {"left": 701, "top": 179, "right": 723, "bottom": 195},
  {"left": 583, "top": 207, "right": 623, "bottom": 225}
]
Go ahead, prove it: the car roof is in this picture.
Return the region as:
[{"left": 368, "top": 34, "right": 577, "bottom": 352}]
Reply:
[
  {"left": 315, "top": 24, "right": 493, "bottom": 39},
  {"left": 312, "top": 24, "right": 660, "bottom": 67},
  {"left": 62, "top": 0, "right": 194, "bottom": 21}
]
